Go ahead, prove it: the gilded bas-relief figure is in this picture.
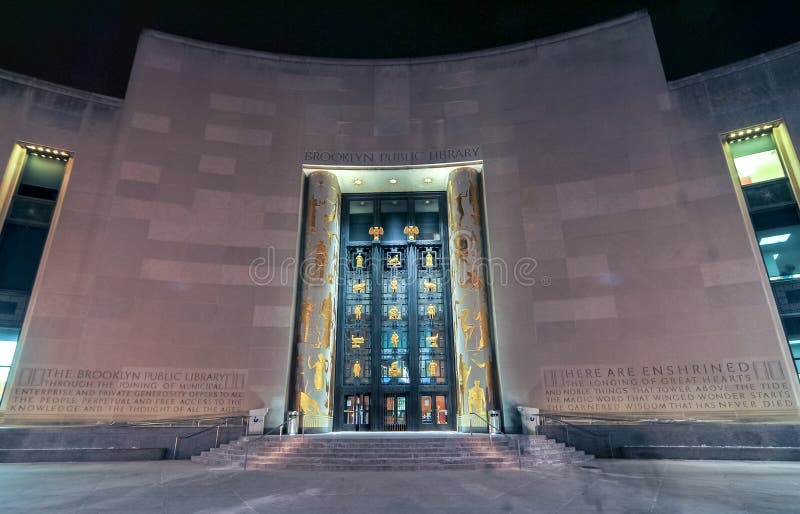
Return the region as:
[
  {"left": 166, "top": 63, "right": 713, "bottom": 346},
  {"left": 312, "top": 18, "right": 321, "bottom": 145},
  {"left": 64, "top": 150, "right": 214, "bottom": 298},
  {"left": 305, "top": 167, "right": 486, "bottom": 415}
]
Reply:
[
  {"left": 388, "top": 361, "right": 402, "bottom": 377},
  {"left": 468, "top": 380, "right": 486, "bottom": 415},
  {"left": 391, "top": 331, "right": 399, "bottom": 348},
  {"left": 390, "top": 278, "right": 399, "bottom": 293},
  {"left": 387, "top": 253, "right": 401, "bottom": 267},
  {"left": 308, "top": 353, "right": 329, "bottom": 391},
  {"left": 427, "top": 304, "right": 436, "bottom": 319},
  {"left": 353, "top": 304, "right": 363, "bottom": 321},
  {"left": 423, "top": 279, "right": 437, "bottom": 292},
  {"left": 351, "top": 334, "right": 364, "bottom": 348},
  {"left": 425, "top": 251, "right": 434, "bottom": 267},
  {"left": 369, "top": 226, "right": 383, "bottom": 241},
  {"left": 352, "top": 360, "right": 362, "bottom": 378},
  {"left": 320, "top": 292, "right": 333, "bottom": 348},
  {"left": 426, "top": 333, "right": 439, "bottom": 347},
  {"left": 300, "top": 297, "right": 314, "bottom": 342},
  {"left": 428, "top": 360, "right": 439, "bottom": 376},
  {"left": 403, "top": 225, "right": 419, "bottom": 241},
  {"left": 293, "top": 171, "right": 341, "bottom": 425},
  {"left": 457, "top": 354, "right": 472, "bottom": 415},
  {"left": 352, "top": 281, "right": 366, "bottom": 294},
  {"left": 388, "top": 305, "right": 401, "bottom": 320},
  {"left": 355, "top": 253, "right": 363, "bottom": 268},
  {"left": 298, "top": 391, "right": 322, "bottom": 416},
  {"left": 474, "top": 309, "right": 488, "bottom": 351}
]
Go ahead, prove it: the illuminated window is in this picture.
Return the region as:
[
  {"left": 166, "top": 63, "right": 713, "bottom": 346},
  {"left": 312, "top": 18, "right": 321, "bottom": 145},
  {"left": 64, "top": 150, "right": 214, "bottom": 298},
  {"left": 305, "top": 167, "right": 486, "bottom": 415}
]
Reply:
[
  {"left": 0, "top": 143, "right": 70, "bottom": 403},
  {"left": 731, "top": 133, "right": 786, "bottom": 185},
  {"left": 726, "top": 122, "right": 800, "bottom": 380}
]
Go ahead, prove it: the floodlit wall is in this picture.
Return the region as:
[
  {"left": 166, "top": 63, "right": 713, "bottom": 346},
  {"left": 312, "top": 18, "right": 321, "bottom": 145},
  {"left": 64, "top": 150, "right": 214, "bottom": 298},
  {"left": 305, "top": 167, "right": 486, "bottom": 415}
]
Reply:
[{"left": 0, "top": 11, "right": 798, "bottom": 428}]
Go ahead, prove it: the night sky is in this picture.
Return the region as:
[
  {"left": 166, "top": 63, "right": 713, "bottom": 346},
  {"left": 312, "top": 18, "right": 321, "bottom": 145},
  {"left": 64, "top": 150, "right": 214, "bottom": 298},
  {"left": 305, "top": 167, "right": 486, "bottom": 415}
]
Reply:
[{"left": 2, "top": 0, "right": 800, "bottom": 98}]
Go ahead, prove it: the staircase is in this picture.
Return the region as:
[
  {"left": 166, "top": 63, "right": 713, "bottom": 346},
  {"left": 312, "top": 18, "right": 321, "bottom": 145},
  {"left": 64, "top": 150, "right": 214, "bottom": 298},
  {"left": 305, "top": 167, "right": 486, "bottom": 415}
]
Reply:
[{"left": 192, "top": 433, "right": 593, "bottom": 471}]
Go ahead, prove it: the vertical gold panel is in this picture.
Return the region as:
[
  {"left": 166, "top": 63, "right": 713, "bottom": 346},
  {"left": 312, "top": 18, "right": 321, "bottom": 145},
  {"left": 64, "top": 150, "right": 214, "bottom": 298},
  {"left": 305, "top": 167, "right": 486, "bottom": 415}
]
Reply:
[
  {"left": 447, "top": 167, "right": 495, "bottom": 430},
  {"left": 293, "top": 171, "right": 341, "bottom": 431}
]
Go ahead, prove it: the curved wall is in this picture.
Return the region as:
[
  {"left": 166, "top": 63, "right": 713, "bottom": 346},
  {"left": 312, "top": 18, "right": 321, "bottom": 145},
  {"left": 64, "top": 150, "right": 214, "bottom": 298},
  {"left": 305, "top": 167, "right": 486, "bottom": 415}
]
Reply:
[{"left": 0, "top": 11, "right": 798, "bottom": 428}]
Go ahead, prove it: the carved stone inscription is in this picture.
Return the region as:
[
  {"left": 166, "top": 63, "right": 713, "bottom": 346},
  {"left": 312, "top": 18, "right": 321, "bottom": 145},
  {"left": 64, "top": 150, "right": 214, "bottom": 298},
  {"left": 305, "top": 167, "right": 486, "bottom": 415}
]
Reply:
[
  {"left": 5, "top": 367, "right": 247, "bottom": 418},
  {"left": 543, "top": 360, "right": 796, "bottom": 413}
]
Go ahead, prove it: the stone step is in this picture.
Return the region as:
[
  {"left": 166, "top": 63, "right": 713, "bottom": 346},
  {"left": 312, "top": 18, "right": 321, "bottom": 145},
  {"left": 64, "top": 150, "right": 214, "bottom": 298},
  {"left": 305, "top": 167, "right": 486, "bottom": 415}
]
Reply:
[{"left": 193, "top": 434, "right": 593, "bottom": 471}]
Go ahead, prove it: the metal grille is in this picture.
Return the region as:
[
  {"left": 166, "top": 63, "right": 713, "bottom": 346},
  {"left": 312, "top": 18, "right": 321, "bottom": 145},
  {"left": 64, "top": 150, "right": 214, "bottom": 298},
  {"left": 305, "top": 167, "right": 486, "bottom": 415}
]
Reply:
[{"left": 384, "top": 393, "right": 407, "bottom": 431}]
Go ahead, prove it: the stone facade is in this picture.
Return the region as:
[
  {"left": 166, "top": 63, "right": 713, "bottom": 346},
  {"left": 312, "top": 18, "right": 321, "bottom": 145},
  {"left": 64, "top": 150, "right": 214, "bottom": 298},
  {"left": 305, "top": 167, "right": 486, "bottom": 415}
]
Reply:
[{"left": 0, "top": 12, "right": 799, "bottom": 429}]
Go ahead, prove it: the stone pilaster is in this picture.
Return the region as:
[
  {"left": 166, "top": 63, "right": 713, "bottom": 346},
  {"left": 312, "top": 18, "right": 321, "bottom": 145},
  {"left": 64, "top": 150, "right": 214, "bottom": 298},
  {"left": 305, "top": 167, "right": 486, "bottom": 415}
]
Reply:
[
  {"left": 293, "top": 171, "right": 341, "bottom": 432},
  {"left": 447, "top": 167, "right": 496, "bottom": 431}
]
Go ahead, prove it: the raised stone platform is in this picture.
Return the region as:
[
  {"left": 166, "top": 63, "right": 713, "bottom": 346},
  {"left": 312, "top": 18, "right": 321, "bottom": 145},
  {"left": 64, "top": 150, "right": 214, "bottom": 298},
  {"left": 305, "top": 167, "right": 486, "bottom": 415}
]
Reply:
[
  {"left": 539, "top": 422, "right": 800, "bottom": 461},
  {"left": 192, "top": 433, "right": 593, "bottom": 471},
  {"left": 0, "top": 447, "right": 166, "bottom": 463},
  {"left": 0, "top": 425, "right": 244, "bottom": 461}
]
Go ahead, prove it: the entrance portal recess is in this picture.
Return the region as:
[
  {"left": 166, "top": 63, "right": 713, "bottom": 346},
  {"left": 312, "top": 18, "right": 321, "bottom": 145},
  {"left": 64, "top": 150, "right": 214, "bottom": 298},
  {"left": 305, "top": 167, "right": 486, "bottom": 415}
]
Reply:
[
  {"left": 334, "top": 194, "right": 456, "bottom": 431},
  {"left": 292, "top": 164, "right": 498, "bottom": 433}
]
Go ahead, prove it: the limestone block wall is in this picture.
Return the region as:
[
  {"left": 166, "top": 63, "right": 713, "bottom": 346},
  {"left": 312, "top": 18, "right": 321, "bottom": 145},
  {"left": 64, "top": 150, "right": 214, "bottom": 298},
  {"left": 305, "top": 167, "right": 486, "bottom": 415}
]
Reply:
[{"left": 0, "top": 11, "right": 797, "bottom": 427}]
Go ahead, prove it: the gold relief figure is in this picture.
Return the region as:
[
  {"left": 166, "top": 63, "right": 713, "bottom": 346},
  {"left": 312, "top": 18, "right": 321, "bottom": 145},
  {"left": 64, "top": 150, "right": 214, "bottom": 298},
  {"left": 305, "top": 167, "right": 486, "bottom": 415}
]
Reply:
[
  {"left": 388, "top": 305, "right": 401, "bottom": 320},
  {"left": 427, "top": 304, "right": 436, "bottom": 319},
  {"left": 423, "top": 278, "right": 437, "bottom": 292},
  {"left": 426, "top": 333, "right": 439, "bottom": 347},
  {"left": 472, "top": 357, "right": 493, "bottom": 406},
  {"left": 353, "top": 281, "right": 366, "bottom": 294},
  {"left": 391, "top": 331, "right": 400, "bottom": 348},
  {"left": 300, "top": 297, "right": 314, "bottom": 343},
  {"left": 355, "top": 253, "right": 363, "bottom": 268},
  {"left": 425, "top": 252, "right": 434, "bottom": 267},
  {"left": 387, "top": 253, "right": 401, "bottom": 267},
  {"left": 403, "top": 225, "right": 419, "bottom": 241},
  {"left": 298, "top": 390, "right": 322, "bottom": 416},
  {"left": 457, "top": 354, "right": 473, "bottom": 415},
  {"left": 468, "top": 379, "right": 486, "bottom": 414},
  {"left": 474, "top": 309, "right": 489, "bottom": 351},
  {"left": 307, "top": 353, "right": 329, "bottom": 391},
  {"left": 352, "top": 360, "right": 362, "bottom": 378},
  {"left": 324, "top": 199, "right": 337, "bottom": 223},
  {"left": 354, "top": 304, "right": 363, "bottom": 321},
  {"left": 428, "top": 360, "right": 439, "bottom": 377},
  {"left": 307, "top": 196, "right": 326, "bottom": 233},
  {"left": 351, "top": 334, "right": 364, "bottom": 348},
  {"left": 321, "top": 292, "right": 333, "bottom": 348},
  {"left": 461, "top": 270, "right": 483, "bottom": 290},
  {"left": 468, "top": 178, "right": 480, "bottom": 226},
  {"left": 390, "top": 278, "right": 399, "bottom": 293},
  {"left": 455, "top": 190, "right": 468, "bottom": 228},
  {"left": 312, "top": 240, "right": 328, "bottom": 279},
  {"left": 388, "top": 361, "right": 402, "bottom": 377},
  {"left": 458, "top": 307, "right": 475, "bottom": 344},
  {"left": 369, "top": 226, "right": 384, "bottom": 241}
]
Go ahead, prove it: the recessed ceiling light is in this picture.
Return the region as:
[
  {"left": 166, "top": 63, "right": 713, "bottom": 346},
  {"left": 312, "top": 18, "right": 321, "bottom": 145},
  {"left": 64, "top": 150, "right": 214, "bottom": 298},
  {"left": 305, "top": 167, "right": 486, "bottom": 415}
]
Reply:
[
  {"left": 423, "top": 177, "right": 433, "bottom": 184},
  {"left": 353, "top": 178, "right": 363, "bottom": 186},
  {"left": 388, "top": 178, "right": 398, "bottom": 184},
  {"left": 759, "top": 234, "right": 790, "bottom": 246}
]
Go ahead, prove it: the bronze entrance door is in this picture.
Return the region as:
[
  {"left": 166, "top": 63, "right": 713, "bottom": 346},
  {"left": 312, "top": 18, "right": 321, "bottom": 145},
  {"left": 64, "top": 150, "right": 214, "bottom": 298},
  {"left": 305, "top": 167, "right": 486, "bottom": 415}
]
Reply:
[{"left": 334, "top": 194, "right": 456, "bottom": 431}]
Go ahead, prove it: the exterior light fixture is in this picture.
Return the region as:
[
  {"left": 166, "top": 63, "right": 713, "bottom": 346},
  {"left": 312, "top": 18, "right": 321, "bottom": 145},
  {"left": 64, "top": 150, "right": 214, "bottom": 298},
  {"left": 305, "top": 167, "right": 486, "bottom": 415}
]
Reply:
[
  {"left": 423, "top": 177, "right": 433, "bottom": 184},
  {"left": 388, "top": 178, "right": 398, "bottom": 184},
  {"left": 353, "top": 178, "right": 363, "bottom": 186}
]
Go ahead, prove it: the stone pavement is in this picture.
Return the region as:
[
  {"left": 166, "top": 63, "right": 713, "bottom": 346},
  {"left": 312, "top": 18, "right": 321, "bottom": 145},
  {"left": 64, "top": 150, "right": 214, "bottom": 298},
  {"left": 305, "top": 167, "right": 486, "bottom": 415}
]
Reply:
[{"left": 0, "top": 459, "right": 798, "bottom": 513}]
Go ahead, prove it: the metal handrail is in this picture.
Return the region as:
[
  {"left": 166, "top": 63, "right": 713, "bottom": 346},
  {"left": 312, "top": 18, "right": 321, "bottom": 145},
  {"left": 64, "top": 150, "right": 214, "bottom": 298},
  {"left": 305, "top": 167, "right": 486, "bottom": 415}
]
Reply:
[
  {"left": 467, "top": 411, "right": 522, "bottom": 470},
  {"left": 242, "top": 412, "right": 305, "bottom": 471},
  {"left": 532, "top": 412, "right": 615, "bottom": 458},
  {"left": 173, "top": 424, "right": 225, "bottom": 460}
]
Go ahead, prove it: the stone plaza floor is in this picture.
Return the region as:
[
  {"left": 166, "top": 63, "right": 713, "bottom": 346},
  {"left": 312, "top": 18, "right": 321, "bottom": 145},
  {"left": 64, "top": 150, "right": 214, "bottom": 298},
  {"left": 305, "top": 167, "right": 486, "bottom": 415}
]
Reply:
[{"left": 0, "top": 459, "right": 798, "bottom": 513}]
